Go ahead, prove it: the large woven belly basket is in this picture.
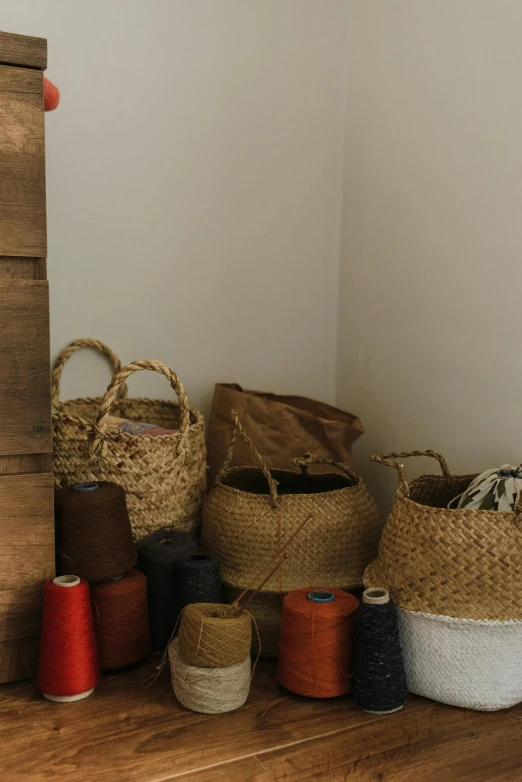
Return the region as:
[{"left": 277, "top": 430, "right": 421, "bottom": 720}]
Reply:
[
  {"left": 365, "top": 450, "right": 522, "bottom": 710},
  {"left": 202, "top": 412, "right": 381, "bottom": 658}
]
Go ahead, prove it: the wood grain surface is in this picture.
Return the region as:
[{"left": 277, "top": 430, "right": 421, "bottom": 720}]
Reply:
[
  {"left": 0, "top": 453, "right": 52, "bottom": 475},
  {"left": 187, "top": 758, "right": 273, "bottom": 781},
  {"left": 0, "top": 281, "right": 51, "bottom": 455},
  {"left": 0, "top": 33, "right": 53, "bottom": 686},
  {"left": 0, "top": 257, "right": 46, "bottom": 280},
  {"left": 0, "top": 65, "right": 46, "bottom": 257},
  {"left": 0, "top": 31, "right": 46, "bottom": 70},
  {"left": 1, "top": 660, "right": 520, "bottom": 781},
  {"left": 0, "top": 473, "right": 54, "bottom": 650},
  {"left": 0, "top": 637, "right": 40, "bottom": 685}
]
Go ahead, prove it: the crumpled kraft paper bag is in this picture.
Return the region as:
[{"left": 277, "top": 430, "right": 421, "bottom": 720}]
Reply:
[{"left": 206, "top": 383, "right": 364, "bottom": 486}]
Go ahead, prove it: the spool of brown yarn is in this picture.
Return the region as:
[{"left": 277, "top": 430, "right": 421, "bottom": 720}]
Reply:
[
  {"left": 55, "top": 482, "right": 136, "bottom": 583},
  {"left": 178, "top": 603, "right": 252, "bottom": 668},
  {"left": 90, "top": 569, "right": 151, "bottom": 669}
]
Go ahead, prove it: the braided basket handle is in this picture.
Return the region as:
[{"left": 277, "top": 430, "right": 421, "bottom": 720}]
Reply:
[
  {"left": 51, "top": 338, "right": 128, "bottom": 407},
  {"left": 292, "top": 452, "right": 358, "bottom": 483},
  {"left": 215, "top": 410, "right": 279, "bottom": 508},
  {"left": 371, "top": 450, "right": 451, "bottom": 495},
  {"left": 90, "top": 360, "right": 191, "bottom": 460}
]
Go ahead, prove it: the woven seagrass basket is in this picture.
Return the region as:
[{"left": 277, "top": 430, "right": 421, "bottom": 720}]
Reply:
[
  {"left": 202, "top": 413, "right": 380, "bottom": 656},
  {"left": 364, "top": 450, "right": 522, "bottom": 621},
  {"left": 203, "top": 413, "right": 380, "bottom": 593},
  {"left": 52, "top": 339, "right": 206, "bottom": 540},
  {"left": 365, "top": 450, "right": 522, "bottom": 710}
]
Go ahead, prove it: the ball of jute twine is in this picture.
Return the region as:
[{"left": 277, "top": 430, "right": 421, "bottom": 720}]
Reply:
[
  {"left": 178, "top": 602, "right": 252, "bottom": 667},
  {"left": 169, "top": 638, "right": 250, "bottom": 714}
]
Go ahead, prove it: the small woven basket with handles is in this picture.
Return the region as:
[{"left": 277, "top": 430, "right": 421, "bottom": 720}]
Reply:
[
  {"left": 365, "top": 450, "right": 522, "bottom": 710},
  {"left": 52, "top": 339, "right": 206, "bottom": 540}
]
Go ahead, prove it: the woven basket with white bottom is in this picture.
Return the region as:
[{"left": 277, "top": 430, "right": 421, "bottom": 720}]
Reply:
[{"left": 398, "top": 607, "right": 522, "bottom": 711}]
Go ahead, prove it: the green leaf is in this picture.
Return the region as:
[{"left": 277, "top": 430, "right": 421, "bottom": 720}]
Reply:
[{"left": 479, "top": 493, "right": 495, "bottom": 510}]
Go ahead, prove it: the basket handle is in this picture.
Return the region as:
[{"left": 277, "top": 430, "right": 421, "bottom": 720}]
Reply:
[
  {"left": 292, "top": 452, "right": 358, "bottom": 483},
  {"left": 51, "top": 338, "right": 128, "bottom": 407},
  {"left": 370, "top": 450, "right": 451, "bottom": 495},
  {"left": 214, "top": 410, "right": 279, "bottom": 508},
  {"left": 89, "top": 360, "right": 191, "bottom": 460}
]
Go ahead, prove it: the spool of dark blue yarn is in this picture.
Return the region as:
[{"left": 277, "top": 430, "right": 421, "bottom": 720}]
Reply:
[
  {"left": 136, "top": 528, "right": 198, "bottom": 652},
  {"left": 354, "top": 587, "right": 408, "bottom": 714},
  {"left": 173, "top": 553, "right": 222, "bottom": 623}
]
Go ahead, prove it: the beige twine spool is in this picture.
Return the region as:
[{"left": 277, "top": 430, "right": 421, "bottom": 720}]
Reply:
[
  {"left": 178, "top": 602, "right": 252, "bottom": 667},
  {"left": 169, "top": 638, "right": 250, "bottom": 714}
]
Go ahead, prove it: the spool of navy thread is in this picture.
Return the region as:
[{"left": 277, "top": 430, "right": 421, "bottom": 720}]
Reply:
[
  {"left": 173, "top": 553, "right": 222, "bottom": 622},
  {"left": 354, "top": 588, "right": 408, "bottom": 714},
  {"left": 136, "top": 528, "right": 198, "bottom": 652}
]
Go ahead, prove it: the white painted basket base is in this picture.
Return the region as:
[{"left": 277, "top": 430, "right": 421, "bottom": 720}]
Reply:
[{"left": 398, "top": 608, "right": 522, "bottom": 712}]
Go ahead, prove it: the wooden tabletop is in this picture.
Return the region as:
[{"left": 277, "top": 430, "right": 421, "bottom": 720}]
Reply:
[{"left": 0, "top": 658, "right": 520, "bottom": 781}]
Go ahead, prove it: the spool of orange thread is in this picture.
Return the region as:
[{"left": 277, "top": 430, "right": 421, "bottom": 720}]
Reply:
[
  {"left": 36, "top": 575, "right": 100, "bottom": 702},
  {"left": 278, "top": 587, "right": 359, "bottom": 698},
  {"left": 90, "top": 569, "right": 151, "bottom": 670}
]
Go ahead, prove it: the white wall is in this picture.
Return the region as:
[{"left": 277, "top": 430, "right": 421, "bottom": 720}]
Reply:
[
  {"left": 3, "top": 0, "right": 348, "bottom": 414},
  {"left": 337, "top": 1, "right": 522, "bottom": 511},
  {"left": 10, "top": 1, "right": 514, "bottom": 509}
]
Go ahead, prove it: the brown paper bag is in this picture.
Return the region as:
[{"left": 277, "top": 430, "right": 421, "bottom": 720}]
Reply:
[{"left": 206, "top": 383, "right": 364, "bottom": 486}]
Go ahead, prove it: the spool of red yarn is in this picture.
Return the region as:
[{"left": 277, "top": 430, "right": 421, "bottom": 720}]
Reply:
[
  {"left": 90, "top": 569, "right": 151, "bottom": 670},
  {"left": 278, "top": 587, "right": 359, "bottom": 698},
  {"left": 36, "top": 575, "right": 99, "bottom": 702}
]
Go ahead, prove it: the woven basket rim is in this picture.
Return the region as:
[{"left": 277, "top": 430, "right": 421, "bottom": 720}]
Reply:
[
  {"left": 400, "top": 472, "right": 522, "bottom": 519},
  {"left": 216, "top": 481, "right": 361, "bottom": 502},
  {"left": 52, "top": 396, "right": 205, "bottom": 441},
  {"left": 397, "top": 606, "right": 522, "bottom": 626},
  {"left": 52, "top": 394, "right": 105, "bottom": 418},
  {"left": 402, "top": 492, "right": 519, "bottom": 519},
  {"left": 218, "top": 464, "right": 361, "bottom": 499}
]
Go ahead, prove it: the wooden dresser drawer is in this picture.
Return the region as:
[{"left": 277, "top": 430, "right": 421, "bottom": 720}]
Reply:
[
  {"left": 0, "top": 472, "right": 54, "bottom": 683},
  {"left": 0, "top": 637, "right": 41, "bottom": 683},
  {"left": 0, "top": 280, "right": 51, "bottom": 455},
  {"left": 0, "top": 64, "right": 45, "bottom": 257}
]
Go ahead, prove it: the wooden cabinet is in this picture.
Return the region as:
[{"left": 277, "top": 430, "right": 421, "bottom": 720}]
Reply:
[{"left": 0, "top": 32, "right": 53, "bottom": 682}]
